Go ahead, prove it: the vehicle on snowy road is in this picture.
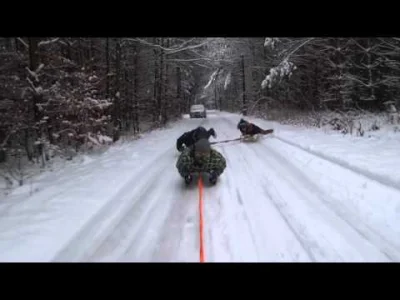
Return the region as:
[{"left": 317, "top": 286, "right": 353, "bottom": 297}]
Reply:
[{"left": 190, "top": 104, "right": 207, "bottom": 118}]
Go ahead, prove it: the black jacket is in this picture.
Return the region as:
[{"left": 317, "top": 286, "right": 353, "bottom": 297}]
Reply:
[
  {"left": 237, "top": 119, "right": 263, "bottom": 135},
  {"left": 176, "top": 126, "right": 216, "bottom": 152}
]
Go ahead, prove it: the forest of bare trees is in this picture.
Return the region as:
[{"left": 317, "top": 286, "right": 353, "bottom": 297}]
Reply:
[
  {"left": 201, "top": 37, "right": 400, "bottom": 133},
  {"left": 201, "top": 38, "right": 400, "bottom": 115},
  {"left": 1, "top": 37, "right": 399, "bottom": 186}
]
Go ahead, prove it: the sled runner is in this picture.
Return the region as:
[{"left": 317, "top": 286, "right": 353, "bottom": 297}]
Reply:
[
  {"left": 241, "top": 134, "right": 260, "bottom": 142},
  {"left": 241, "top": 129, "right": 274, "bottom": 142}
]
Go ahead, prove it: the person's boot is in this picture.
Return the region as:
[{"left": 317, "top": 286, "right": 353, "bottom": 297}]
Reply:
[
  {"left": 184, "top": 174, "right": 192, "bottom": 185},
  {"left": 262, "top": 129, "right": 274, "bottom": 135},
  {"left": 209, "top": 171, "right": 217, "bottom": 185}
]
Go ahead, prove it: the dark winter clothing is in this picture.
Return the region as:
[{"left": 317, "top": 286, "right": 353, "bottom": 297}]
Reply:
[
  {"left": 237, "top": 118, "right": 273, "bottom": 136},
  {"left": 176, "top": 126, "right": 216, "bottom": 152},
  {"left": 176, "top": 138, "right": 226, "bottom": 184}
]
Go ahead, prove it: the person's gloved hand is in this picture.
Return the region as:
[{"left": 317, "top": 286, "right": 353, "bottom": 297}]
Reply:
[
  {"left": 184, "top": 174, "right": 192, "bottom": 184},
  {"left": 209, "top": 128, "right": 217, "bottom": 138},
  {"left": 177, "top": 144, "right": 187, "bottom": 152}
]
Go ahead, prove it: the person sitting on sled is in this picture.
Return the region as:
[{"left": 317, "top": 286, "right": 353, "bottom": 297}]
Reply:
[
  {"left": 237, "top": 118, "right": 273, "bottom": 137},
  {"left": 176, "top": 138, "right": 226, "bottom": 185},
  {"left": 176, "top": 126, "right": 217, "bottom": 152}
]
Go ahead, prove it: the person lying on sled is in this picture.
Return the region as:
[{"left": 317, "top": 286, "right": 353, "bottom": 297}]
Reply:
[
  {"left": 176, "top": 138, "right": 226, "bottom": 185},
  {"left": 237, "top": 118, "right": 273, "bottom": 137},
  {"left": 176, "top": 126, "right": 217, "bottom": 152}
]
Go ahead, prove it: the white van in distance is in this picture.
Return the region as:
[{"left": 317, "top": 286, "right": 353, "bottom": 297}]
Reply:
[{"left": 189, "top": 104, "right": 207, "bottom": 118}]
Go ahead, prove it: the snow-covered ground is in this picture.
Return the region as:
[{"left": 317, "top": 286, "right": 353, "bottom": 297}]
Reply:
[
  {"left": 246, "top": 115, "right": 400, "bottom": 190},
  {"left": 0, "top": 111, "right": 400, "bottom": 262}
]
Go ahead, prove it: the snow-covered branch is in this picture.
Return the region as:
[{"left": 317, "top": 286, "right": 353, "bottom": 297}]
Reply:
[
  {"left": 264, "top": 38, "right": 279, "bottom": 48},
  {"left": 53, "top": 128, "right": 78, "bottom": 137},
  {"left": 124, "top": 38, "right": 209, "bottom": 55},
  {"left": 204, "top": 69, "right": 220, "bottom": 90},
  {"left": 261, "top": 38, "right": 314, "bottom": 89},
  {"left": 165, "top": 58, "right": 213, "bottom": 62},
  {"left": 38, "top": 38, "right": 60, "bottom": 47},
  {"left": 284, "top": 38, "right": 315, "bottom": 61},
  {"left": 261, "top": 59, "right": 297, "bottom": 89},
  {"left": 167, "top": 41, "right": 209, "bottom": 55},
  {"left": 16, "top": 38, "right": 29, "bottom": 49},
  {"left": 224, "top": 72, "right": 231, "bottom": 90}
]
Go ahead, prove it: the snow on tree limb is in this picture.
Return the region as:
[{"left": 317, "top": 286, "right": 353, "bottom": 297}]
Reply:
[
  {"left": 25, "top": 64, "right": 44, "bottom": 82},
  {"left": 261, "top": 59, "right": 297, "bottom": 89},
  {"left": 204, "top": 69, "right": 219, "bottom": 90},
  {"left": 224, "top": 72, "right": 231, "bottom": 90},
  {"left": 264, "top": 38, "right": 279, "bottom": 48},
  {"left": 53, "top": 128, "right": 78, "bottom": 138},
  {"left": 26, "top": 77, "right": 43, "bottom": 95},
  {"left": 261, "top": 37, "right": 314, "bottom": 89},
  {"left": 283, "top": 38, "right": 315, "bottom": 61},
  {"left": 170, "top": 38, "right": 196, "bottom": 49},
  {"left": 26, "top": 67, "right": 39, "bottom": 82},
  {"left": 16, "top": 38, "right": 28, "bottom": 49},
  {"left": 38, "top": 38, "right": 60, "bottom": 47},
  {"left": 193, "top": 62, "right": 214, "bottom": 69},
  {"left": 167, "top": 41, "right": 209, "bottom": 55},
  {"left": 123, "top": 38, "right": 209, "bottom": 55},
  {"left": 87, "top": 132, "right": 101, "bottom": 146},
  {"left": 165, "top": 58, "right": 213, "bottom": 62}
]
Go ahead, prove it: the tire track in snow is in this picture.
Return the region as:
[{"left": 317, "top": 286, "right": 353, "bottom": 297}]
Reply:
[
  {"left": 149, "top": 184, "right": 198, "bottom": 262},
  {"left": 274, "top": 135, "right": 400, "bottom": 191},
  {"left": 70, "top": 116, "right": 212, "bottom": 262},
  {"left": 52, "top": 147, "right": 176, "bottom": 262},
  {"left": 144, "top": 179, "right": 200, "bottom": 263},
  {"left": 218, "top": 116, "right": 312, "bottom": 260},
  {"left": 255, "top": 139, "right": 400, "bottom": 261},
  {"left": 260, "top": 186, "right": 317, "bottom": 262},
  {"left": 217, "top": 114, "right": 396, "bottom": 261},
  {"left": 112, "top": 175, "right": 193, "bottom": 262},
  {"left": 246, "top": 141, "right": 396, "bottom": 261},
  {"left": 213, "top": 146, "right": 259, "bottom": 261},
  {"left": 200, "top": 133, "right": 236, "bottom": 262},
  {"left": 235, "top": 143, "right": 314, "bottom": 261},
  {"left": 204, "top": 123, "right": 259, "bottom": 261},
  {"left": 85, "top": 166, "right": 177, "bottom": 262},
  {"left": 209, "top": 123, "right": 259, "bottom": 261},
  {"left": 207, "top": 117, "right": 312, "bottom": 262},
  {"left": 116, "top": 115, "right": 213, "bottom": 262},
  {"left": 219, "top": 113, "right": 396, "bottom": 192}
]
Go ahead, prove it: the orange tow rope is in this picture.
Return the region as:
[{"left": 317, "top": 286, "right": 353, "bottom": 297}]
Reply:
[{"left": 198, "top": 176, "right": 205, "bottom": 262}]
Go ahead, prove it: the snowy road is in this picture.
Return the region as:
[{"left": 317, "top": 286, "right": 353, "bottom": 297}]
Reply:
[{"left": 1, "top": 111, "right": 400, "bottom": 262}]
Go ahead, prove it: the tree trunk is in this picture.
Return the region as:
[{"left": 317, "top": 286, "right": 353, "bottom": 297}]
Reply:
[
  {"left": 106, "top": 38, "right": 110, "bottom": 98},
  {"left": 153, "top": 37, "right": 159, "bottom": 122},
  {"left": 162, "top": 38, "right": 169, "bottom": 124},
  {"left": 28, "top": 37, "right": 41, "bottom": 161},
  {"left": 158, "top": 38, "right": 164, "bottom": 124},
  {"left": 241, "top": 55, "right": 247, "bottom": 115},
  {"left": 176, "top": 66, "right": 182, "bottom": 114},
  {"left": 114, "top": 38, "right": 121, "bottom": 127},
  {"left": 133, "top": 47, "right": 139, "bottom": 133}
]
